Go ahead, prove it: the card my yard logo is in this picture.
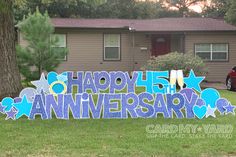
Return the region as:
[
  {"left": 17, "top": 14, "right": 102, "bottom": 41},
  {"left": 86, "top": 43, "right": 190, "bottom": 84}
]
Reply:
[{"left": 0, "top": 70, "right": 235, "bottom": 120}]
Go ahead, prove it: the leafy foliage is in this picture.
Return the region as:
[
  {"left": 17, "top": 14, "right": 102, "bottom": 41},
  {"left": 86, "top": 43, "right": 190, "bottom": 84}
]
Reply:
[
  {"left": 160, "top": 0, "right": 206, "bottom": 17},
  {"left": 12, "top": 0, "right": 236, "bottom": 22},
  {"left": 141, "top": 52, "right": 207, "bottom": 76},
  {"left": 16, "top": 9, "right": 67, "bottom": 81},
  {"left": 202, "top": 0, "right": 230, "bottom": 18},
  {"left": 13, "top": 0, "right": 199, "bottom": 22},
  {"left": 225, "top": 0, "right": 236, "bottom": 25},
  {"left": 13, "top": 0, "right": 107, "bottom": 21}
]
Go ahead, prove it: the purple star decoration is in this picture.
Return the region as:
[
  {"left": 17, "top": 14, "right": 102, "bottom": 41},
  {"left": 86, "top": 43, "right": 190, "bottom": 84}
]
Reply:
[
  {"left": 5, "top": 108, "right": 17, "bottom": 120},
  {"left": 224, "top": 103, "right": 235, "bottom": 115}
]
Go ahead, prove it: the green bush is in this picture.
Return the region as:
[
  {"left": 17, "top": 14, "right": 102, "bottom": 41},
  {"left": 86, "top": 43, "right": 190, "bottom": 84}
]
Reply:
[{"left": 141, "top": 52, "right": 208, "bottom": 76}]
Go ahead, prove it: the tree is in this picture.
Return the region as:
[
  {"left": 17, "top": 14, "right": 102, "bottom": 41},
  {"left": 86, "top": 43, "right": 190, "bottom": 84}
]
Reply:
[
  {"left": 133, "top": 1, "right": 163, "bottom": 19},
  {"left": 14, "top": 0, "right": 107, "bottom": 21},
  {"left": 81, "top": 0, "right": 107, "bottom": 7},
  {"left": 225, "top": 0, "right": 236, "bottom": 25},
  {"left": 95, "top": 0, "right": 136, "bottom": 18},
  {"left": 14, "top": 0, "right": 29, "bottom": 23},
  {"left": 202, "top": 0, "right": 230, "bottom": 18},
  {"left": 0, "top": 0, "right": 22, "bottom": 100},
  {"left": 14, "top": 0, "right": 203, "bottom": 21},
  {"left": 160, "top": 0, "right": 205, "bottom": 17},
  {"left": 16, "top": 9, "right": 67, "bottom": 82}
]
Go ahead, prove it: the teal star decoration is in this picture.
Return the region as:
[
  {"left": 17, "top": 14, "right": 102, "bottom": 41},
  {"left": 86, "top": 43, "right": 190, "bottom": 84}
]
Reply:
[
  {"left": 184, "top": 70, "right": 205, "bottom": 92},
  {"left": 13, "top": 95, "right": 33, "bottom": 119},
  {"left": 1, "top": 97, "right": 14, "bottom": 112}
]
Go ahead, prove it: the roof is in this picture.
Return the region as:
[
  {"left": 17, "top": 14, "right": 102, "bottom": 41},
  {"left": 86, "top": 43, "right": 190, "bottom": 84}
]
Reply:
[{"left": 51, "top": 18, "right": 236, "bottom": 32}]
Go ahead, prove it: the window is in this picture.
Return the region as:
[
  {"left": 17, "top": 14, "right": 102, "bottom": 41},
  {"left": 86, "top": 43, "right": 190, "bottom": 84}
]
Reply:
[
  {"left": 51, "top": 34, "right": 67, "bottom": 60},
  {"left": 195, "top": 43, "right": 228, "bottom": 61},
  {"left": 104, "top": 34, "right": 121, "bottom": 61}
]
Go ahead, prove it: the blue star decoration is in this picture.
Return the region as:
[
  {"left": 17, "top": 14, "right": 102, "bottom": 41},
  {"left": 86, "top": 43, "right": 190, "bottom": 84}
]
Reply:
[
  {"left": 0, "top": 103, "right": 6, "bottom": 114},
  {"left": 13, "top": 95, "right": 33, "bottom": 119},
  {"left": 184, "top": 70, "right": 205, "bottom": 92},
  {"left": 224, "top": 103, "right": 235, "bottom": 115}
]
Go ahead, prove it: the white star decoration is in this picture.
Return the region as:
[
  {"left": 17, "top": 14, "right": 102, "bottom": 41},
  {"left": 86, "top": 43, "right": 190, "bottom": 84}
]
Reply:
[
  {"left": 206, "top": 106, "right": 216, "bottom": 118},
  {"left": 31, "top": 73, "right": 50, "bottom": 94}
]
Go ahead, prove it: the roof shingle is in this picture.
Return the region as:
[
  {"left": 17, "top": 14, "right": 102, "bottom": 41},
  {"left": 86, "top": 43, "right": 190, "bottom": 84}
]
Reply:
[{"left": 51, "top": 18, "right": 236, "bottom": 32}]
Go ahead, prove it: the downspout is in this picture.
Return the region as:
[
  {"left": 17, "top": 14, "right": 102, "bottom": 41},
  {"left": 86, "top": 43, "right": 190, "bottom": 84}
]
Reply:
[
  {"left": 129, "top": 27, "right": 136, "bottom": 72},
  {"left": 183, "top": 32, "right": 186, "bottom": 53}
]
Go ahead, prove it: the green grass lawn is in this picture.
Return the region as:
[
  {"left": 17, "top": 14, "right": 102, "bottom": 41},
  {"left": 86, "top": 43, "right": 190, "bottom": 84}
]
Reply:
[{"left": 0, "top": 90, "right": 236, "bottom": 157}]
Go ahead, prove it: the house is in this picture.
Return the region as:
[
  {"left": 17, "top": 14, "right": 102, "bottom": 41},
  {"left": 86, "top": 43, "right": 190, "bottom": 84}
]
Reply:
[{"left": 18, "top": 17, "right": 236, "bottom": 82}]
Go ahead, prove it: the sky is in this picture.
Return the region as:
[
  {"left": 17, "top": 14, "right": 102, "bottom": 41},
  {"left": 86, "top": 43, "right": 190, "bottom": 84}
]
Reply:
[
  {"left": 189, "top": 1, "right": 211, "bottom": 13},
  {"left": 190, "top": 4, "right": 203, "bottom": 13},
  {"left": 139, "top": 0, "right": 211, "bottom": 13}
]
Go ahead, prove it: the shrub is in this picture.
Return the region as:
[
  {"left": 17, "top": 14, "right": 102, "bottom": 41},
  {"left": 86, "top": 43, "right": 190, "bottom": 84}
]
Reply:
[{"left": 141, "top": 52, "right": 208, "bottom": 76}]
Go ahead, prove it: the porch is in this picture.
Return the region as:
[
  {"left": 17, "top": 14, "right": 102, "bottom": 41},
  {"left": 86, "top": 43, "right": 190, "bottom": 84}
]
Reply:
[{"left": 133, "top": 33, "right": 185, "bottom": 70}]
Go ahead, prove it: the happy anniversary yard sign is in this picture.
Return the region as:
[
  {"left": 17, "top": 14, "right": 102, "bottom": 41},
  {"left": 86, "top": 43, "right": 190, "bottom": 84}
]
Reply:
[{"left": 0, "top": 70, "right": 235, "bottom": 120}]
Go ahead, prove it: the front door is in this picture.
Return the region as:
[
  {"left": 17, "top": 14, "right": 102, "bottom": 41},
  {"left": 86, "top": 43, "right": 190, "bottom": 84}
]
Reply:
[
  {"left": 151, "top": 35, "right": 171, "bottom": 56},
  {"left": 232, "top": 66, "right": 236, "bottom": 88}
]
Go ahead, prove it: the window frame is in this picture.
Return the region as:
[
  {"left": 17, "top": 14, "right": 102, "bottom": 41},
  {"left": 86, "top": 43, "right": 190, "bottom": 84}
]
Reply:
[
  {"left": 194, "top": 43, "right": 229, "bottom": 62},
  {"left": 51, "top": 33, "right": 67, "bottom": 61},
  {"left": 103, "top": 33, "right": 121, "bottom": 61}
]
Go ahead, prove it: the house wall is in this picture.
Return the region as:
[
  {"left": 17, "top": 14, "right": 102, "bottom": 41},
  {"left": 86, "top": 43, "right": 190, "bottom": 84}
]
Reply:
[
  {"left": 52, "top": 30, "right": 185, "bottom": 73},
  {"left": 57, "top": 30, "right": 134, "bottom": 73},
  {"left": 18, "top": 29, "right": 152, "bottom": 73},
  {"left": 18, "top": 32, "right": 28, "bottom": 47},
  {"left": 18, "top": 28, "right": 236, "bottom": 82},
  {"left": 185, "top": 32, "right": 236, "bottom": 82},
  {"left": 171, "top": 34, "right": 184, "bottom": 53},
  {"left": 132, "top": 33, "right": 151, "bottom": 70}
]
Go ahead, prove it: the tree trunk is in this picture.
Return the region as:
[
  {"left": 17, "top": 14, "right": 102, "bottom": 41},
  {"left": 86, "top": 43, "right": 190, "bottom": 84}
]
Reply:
[{"left": 0, "top": 0, "right": 22, "bottom": 100}]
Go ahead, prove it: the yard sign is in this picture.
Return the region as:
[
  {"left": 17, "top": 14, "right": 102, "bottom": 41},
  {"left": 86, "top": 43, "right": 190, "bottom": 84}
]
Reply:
[{"left": 0, "top": 70, "right": 235, "bottom": 120}]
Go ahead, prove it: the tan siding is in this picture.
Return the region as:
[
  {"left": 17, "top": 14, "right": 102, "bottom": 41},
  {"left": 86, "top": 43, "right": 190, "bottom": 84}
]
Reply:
[
  {"left": 133, "top": 33, "right": 151, "bottom": 70},
  {"left": 18, "top": 28, "right": 236, "bottom": 82},
  {"left": 57, "top": 31, "right": 134, "bottom": 73},
  {"left": 18, "top": 32, "right": 28, "bottom": 47},
  {"left": 56, "top": 30, "right": 151, "bottom": 73},
  {"left": 171, "top": 34, "right": 184, "bottom": 52},
  {"left": 185, "top": 32, "right": 236, "bottom": 82}
]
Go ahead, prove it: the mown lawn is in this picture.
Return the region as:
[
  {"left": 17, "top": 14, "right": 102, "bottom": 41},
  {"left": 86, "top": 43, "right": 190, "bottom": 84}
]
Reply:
[{"left": 0, "top": 89, "right": 235, "bottom": 157}]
